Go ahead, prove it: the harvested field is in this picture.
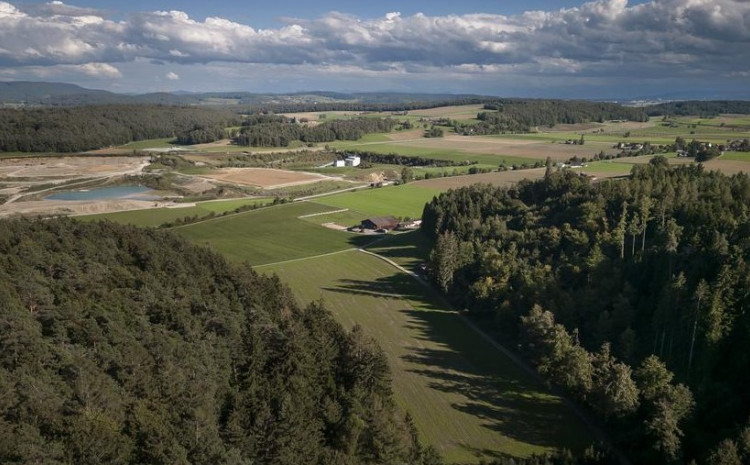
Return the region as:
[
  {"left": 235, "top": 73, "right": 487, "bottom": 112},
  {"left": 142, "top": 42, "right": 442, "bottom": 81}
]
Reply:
[
  {"left": 414, "top": 168, "right": 547, "bottom": 189},
  {"left": 410, "top": 104, "right": 484, "bottom": 119},
  {"left": 337, "top": 134, "right": 611, "bottom": 163},
  {"left": 202, "top": 168, "right": 334, "bottom": 189},
  {"left": 703, "top": 159, "right": 750, "bottom": 175},
  {"left": 393, "top": 135, "right": 612, "bottom": 161}
]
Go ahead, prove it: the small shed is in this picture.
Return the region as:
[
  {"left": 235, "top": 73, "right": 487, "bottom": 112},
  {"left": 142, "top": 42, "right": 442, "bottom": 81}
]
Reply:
[
  {"left": 333, "top": 159, "right": 346, "bottom": 167},
  {"left": 360, "top": 216, "right": 400, "bottom": 230}
]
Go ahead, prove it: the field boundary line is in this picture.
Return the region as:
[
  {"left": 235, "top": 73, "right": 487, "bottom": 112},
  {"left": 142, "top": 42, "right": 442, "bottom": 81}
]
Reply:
[
  {"left": 294, "top": 184, "right": 367, "bottom": 201},
  {"left": 298, "top": 208, "right": 349, "bottom": 218},
  {"left": 358, "top": 247, "right": 629, "bottom": 464},
  {"left": 253, "top": 247, "right": 356, "bottom": 268}
]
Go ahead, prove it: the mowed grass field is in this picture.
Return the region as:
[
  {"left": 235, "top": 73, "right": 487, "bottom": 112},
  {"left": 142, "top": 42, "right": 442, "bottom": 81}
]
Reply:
[
  {"left": 79, "top": 197, "right": 270, "bottom": 228},
  {"left": 315, "top": 184, "right": 442, "bottom": 218},
  {"left": 262, "top": 251, "right": 595, "bottom": 462},
  {"left": 174, "top": 201, "right": 375, "bottom": 265}
]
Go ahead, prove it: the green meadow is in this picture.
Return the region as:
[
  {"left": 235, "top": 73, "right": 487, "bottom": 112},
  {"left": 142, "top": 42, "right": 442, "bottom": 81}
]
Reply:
[
  {"left": 262, "top": 250, "right": 595, "bottom": 462},
  {"left": 174, "top": 201, "right": 375, "bottom": 265},
  {"left": 314, "top": 184, "right": 442, "bottom": 219}
]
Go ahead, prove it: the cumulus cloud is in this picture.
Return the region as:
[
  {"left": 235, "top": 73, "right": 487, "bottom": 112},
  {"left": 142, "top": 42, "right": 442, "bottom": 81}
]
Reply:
[
  {"left": 77, "top": 62, "right": 121, "bottom": 77},
  {"left": 165, "top": 71, "right": 179, "bottom": 80},
  {"left": 0, "top": 0, "right": 748, "bottom": 85}
]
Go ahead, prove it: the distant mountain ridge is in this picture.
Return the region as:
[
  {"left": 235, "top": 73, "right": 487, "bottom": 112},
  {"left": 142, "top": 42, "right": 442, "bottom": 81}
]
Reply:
[{"left": 0, "top": 81, "right": 491, "bottom": 107}]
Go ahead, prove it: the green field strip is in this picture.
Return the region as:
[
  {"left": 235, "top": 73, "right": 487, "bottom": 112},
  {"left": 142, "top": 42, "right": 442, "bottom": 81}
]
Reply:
[
  {"left": 262, "top": 251, "right": 595, "bottom": 463},
  {"left": 720, "top": 151, "right": 750, "bottom": 162},
  {"left": 314, "top": 184, "right": 442, "bottom": 219},
  {"left": 174, "top": 201, "right": 377, "bottom": 265}
]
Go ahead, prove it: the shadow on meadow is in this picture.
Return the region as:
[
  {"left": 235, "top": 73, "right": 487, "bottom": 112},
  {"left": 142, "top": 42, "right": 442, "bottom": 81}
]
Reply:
[{"left": 324, "top": 272, "right": 593, "bottom": 454}]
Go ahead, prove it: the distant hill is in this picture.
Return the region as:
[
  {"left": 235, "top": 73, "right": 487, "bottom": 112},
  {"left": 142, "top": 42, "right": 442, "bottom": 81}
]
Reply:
[{"left": 0, "top": 81, "right": 127, "bottom": 106}]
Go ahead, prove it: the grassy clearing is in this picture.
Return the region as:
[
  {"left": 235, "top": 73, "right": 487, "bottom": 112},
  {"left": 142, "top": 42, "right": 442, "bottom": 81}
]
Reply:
[
  {"left": 583, "top": 161, "right": 635, "bottom": 174},
  {"left": 79, "top": 197, "right": 270, "bottom": 227},
  {"left": 174, "top": 201, "right": 375, "bottom": 265},
  {"left": 315, "top": 184, "right": 441, "bottom": 219},
  {"left": 262, "top": 251, "right": 594, "bottom": 462}
]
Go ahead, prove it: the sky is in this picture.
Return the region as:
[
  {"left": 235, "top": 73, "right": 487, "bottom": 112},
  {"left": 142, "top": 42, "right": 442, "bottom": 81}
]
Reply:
[{"left": 0, "top": 0, "right": 748, "bottom": 99}]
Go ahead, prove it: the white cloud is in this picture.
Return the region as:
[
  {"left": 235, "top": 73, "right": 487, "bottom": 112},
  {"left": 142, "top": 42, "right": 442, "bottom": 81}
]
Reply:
[
  {"left": 165, "top": 71, "right": 179, "bottom": 80},
  {"left": 0, "top": 0, "right": 748, "bottom": 92},
  {"left": 77, "top": 62, "right": 121, "bottom": 77}
]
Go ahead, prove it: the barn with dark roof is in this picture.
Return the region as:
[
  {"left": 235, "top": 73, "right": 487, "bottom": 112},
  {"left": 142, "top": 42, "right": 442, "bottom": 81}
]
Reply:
[{"left": 360, "top": 216, "right": 400, "bottom": 231}]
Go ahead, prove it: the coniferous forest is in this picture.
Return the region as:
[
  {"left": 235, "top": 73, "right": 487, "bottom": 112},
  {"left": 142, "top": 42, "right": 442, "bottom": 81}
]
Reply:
[
  {"left": 421, "top": 161, "right": 750, "bottom": 463},
  {"left": 0, "top": 219, "right": 436, "bottom": 465},
  {"left": 0, "top": 106, "right": 238, "bottom": 152}
]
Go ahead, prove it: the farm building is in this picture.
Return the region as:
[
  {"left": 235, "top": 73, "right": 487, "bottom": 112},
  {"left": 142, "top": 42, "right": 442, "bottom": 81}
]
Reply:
[
  {"left": 333, "top": 159, "right": 346, "bottom": 167},
  {"left": 360, "top": 216, "right": 400, "bottom": 231},
  {"left": 345, "top": 155, "right": 361, "bottom": 167}
]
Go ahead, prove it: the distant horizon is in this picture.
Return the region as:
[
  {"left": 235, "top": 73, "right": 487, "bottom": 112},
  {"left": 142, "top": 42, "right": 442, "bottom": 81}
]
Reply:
[
  {"left": 3, "top": 79, "right": 749, "bottom": 103},
  {"left": 0, "top": 0, "right": 748, "bottom": 99}
]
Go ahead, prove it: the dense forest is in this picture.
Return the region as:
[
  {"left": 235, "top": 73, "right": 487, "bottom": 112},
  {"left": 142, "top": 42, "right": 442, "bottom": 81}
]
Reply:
[
  {"left": 460, "top": 100, "right": 649, "bottom": 134},
  {"left": 646, "top": 100, "right": 750, "bottom": 117},
  {"left": 233, "top": 116, "right": 397, "bottom": 147},
  {"left": 420, "top": 162, "right": 750, "bottom": 463},
  {"left": 0, "top": 106, "right": 238, "bottom": 152},
  {"left": 0, "top": 219, "right": 438, "bottom": 465}
]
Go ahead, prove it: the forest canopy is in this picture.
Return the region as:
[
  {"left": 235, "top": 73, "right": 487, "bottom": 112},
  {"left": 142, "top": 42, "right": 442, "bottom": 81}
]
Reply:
[
  {"left": 0, "top": 106, "right": 238, "bottom": 152},
  {"left": 420, "top": 163, "right": 750, "bottom": 463},
  {"left": 0, "top": 219, "right": 433, "bottom": 465}
]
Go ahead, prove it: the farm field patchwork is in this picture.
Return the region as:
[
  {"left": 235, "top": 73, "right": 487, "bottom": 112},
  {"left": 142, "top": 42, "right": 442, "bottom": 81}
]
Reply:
[{"left": 262, "top": 250, "right": 595, "bottom": 463}]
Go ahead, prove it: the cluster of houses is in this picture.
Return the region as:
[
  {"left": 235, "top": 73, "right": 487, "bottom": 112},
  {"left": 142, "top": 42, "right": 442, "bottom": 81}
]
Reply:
[
  {"left": 332, "top": 155, "right": 361, "bottom": 167},
  {"left": 676, "top": 141, "right": 720, "bottom": 158},
  {"left": 725, "top": 139, "right": 750, "bottom": 151},
  {"left": 614, "top": 142, "right": 647, "bottom": 152}
]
